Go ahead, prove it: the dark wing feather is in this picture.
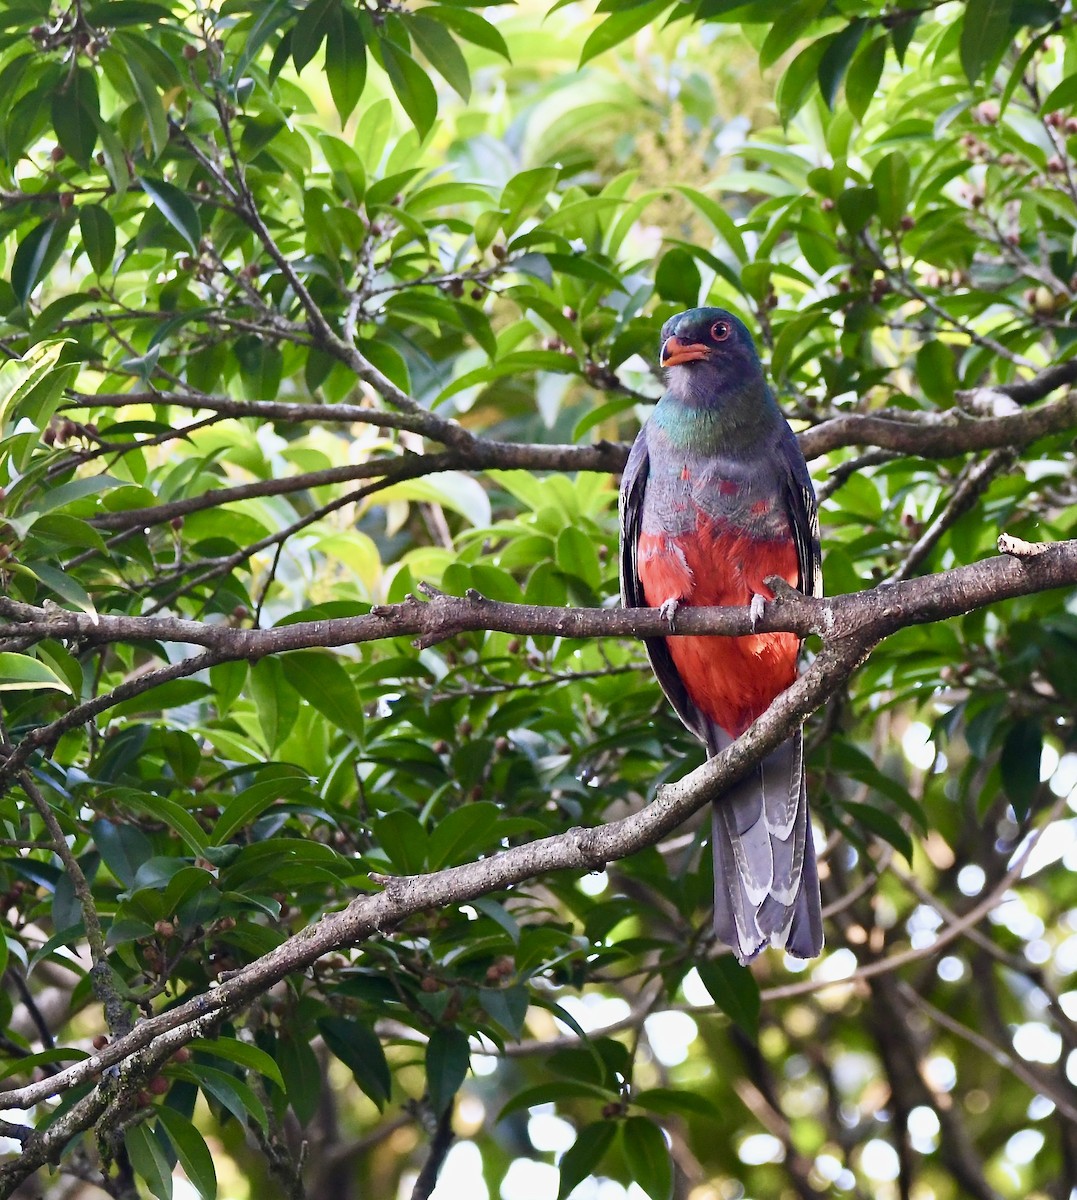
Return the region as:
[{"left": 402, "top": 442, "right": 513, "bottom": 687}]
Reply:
[
  {"left": 618, "top": 431, "right": 711, "bottom": 744},
  {"left": 776, "top": 423, "right": 822, "bottom": 599}
]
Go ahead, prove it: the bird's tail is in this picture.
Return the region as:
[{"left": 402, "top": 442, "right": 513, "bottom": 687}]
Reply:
[{"left": 707, "top": 728, "right": 823, "bottom": 964}]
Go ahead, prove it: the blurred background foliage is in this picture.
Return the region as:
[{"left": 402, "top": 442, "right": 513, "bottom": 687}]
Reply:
[{"left": 0, "top": 0, "right": 1076, "bottom": 1197}]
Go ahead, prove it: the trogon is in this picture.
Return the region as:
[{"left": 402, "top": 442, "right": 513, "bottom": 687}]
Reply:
[{"left": 619, "top": 307, "right": 824, "bottom": 964}]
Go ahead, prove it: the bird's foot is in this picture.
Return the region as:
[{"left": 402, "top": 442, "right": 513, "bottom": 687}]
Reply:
[
  {"left": 749, "top": 592, "right": 766, "bottom": 631},
  {"left": 658, "top": 597, "right": 680, "bottom": 630}
]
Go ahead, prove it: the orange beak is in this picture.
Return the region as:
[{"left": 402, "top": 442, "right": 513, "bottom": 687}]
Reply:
[{"left": 660, "top": 336, "right": 710, "bottom": 367}]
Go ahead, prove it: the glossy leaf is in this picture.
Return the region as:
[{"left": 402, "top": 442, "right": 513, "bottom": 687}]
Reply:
[
  {"left": 139, "top": 176, "right": 202, "bottom": 253},
  {"left": 425, "top": 1026, "right": 470, "bottom": 1116},
  {"left": 621, "top": 1117, "right": 673, "bottom": 1200},
  {"left": 318, "top": 1017, "right": 391, "bottom": 1109},
  {"left": 558, "top": 1120, "right": 618, "bottom": 1199},
  {"left": 157, "top": 1108, "right": 217, "bottom": 1200},
  {"left": 696, "top": 958, "right": 760, "bottom": 1038}
]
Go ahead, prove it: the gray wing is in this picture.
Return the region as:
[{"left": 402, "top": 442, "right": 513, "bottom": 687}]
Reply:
[
  {"left": 618, "top": 430, "right": 710, "bottom": 746},
  {"left": 777, "top": 422, "right": 822, "bottom": 598}
]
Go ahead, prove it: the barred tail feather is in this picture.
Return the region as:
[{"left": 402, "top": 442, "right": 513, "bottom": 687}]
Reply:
[{"left": 708, "top": 729, "right": 823, "bottom": 965}]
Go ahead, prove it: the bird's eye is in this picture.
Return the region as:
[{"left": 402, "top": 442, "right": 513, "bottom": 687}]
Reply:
[{"left": 710, "top": 320, "right": 731, "bottom": 342}]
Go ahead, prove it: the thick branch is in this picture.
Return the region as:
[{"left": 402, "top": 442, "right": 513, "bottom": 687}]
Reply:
[{"left": 3, "top": 536, "right": 1075, "bottom": 656}]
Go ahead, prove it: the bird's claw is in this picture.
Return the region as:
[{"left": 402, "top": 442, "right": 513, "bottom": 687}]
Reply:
[
  {"left": 749, "top": 593, "right": 766, "bottom": 631},
  {"left": 658, "top": 598, "right": 680, "bottom": 630}
]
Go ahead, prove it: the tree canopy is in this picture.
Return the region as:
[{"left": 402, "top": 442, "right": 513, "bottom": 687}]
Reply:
[{"left": 1, "top": 0, "right": 1076, "bottom": 1197}]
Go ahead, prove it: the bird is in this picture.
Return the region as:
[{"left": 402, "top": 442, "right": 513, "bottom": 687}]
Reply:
[{"left": 619, "top": 306, "right": 823, "bottom": 964}]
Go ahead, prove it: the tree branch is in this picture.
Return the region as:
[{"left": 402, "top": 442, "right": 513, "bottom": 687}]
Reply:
[{"left": 2, "top": 535, "right": 1075, "bottom": 656}]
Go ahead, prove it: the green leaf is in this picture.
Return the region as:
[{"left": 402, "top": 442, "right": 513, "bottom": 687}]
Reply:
[
  {"left": 233, "top": 335, "right": 283, "bottom": 401},
  {"left": 621, "top": 1117, "right": 673, "bottom": 1200},
  {"left": 556, "top": 526, "right": 602, "bottom": 590},
  {"left": 79, "top": 204, "right": 116, "bottom": 275},
  {"left": 423, "top": 6, "right": 509, "bottom": 58},
  {"left": 410, "top": 14, "right": 471, "bottom": 99},
  {"left": 326, "top": 5, "right": 366, "bottom": 122},
  {"left": 157, "top": 1108, "right": 217, "bottom": 1200},
  {"left": 654, "top": 246, "right": 701, "bottom": 308},
  {"left": 0, "top": 652, "right": 72, "bottom": 694},
  {"left": 210, "top": 772, "right": 312, "bottom": 846},
  {"left": 108, "top": 791, "right": 207, "bottom": 855},
  {"left": 1041, "top": 73, "right": 1077, "bottom": 114},
  {"left": 580, "top": 0, "right": 669, "bottom": 67},
  {"left": 318, "top": 1017, "right": 391, "bottom": 1109},
  {"left": 11, "top": 219, "right": 67, "bottom": 307},
  {"left": 427, "top": 801, "right": 500, "bottom": 869},
  {"left": 281, "top": 651, "right": 364, "bottom": 739},
  {"left": 916, "top": 340, "right": 958, "bottom": 404},
  {"left": 843, "top": 800, "right": 914, "bottom": 863},
  {"left": 93, "top": 819, "right": 154, "bottom": 887},
  {"left": 277, "top": 1033, "right": 322, "bottom": 1126},
  {"left": 633, "top": 1088, "right": 718, "bottom": 1118},
  {"left": 425, "top": 1026, "right": 469, "bottom": 1116},
  {"left": 292, "top": 0, "right": 336, "bottom": 71},
  {"left": 125, "top": 51, "right": 169, "bottom": 159},
  {"left": 500, "top": 166, "right": 559, "bottom": 234},
  {"left": 250, "top": 657, "right": 300, "bottom": 751},
  {"left": 26, "top": 561, "right": 97, "bottom": 615},
  {"left": 872, "top": 151, "right": 910, "bottom": 230},
  {"left": 837, "top": 185, "right": 877, "bottom": 234},
  {"left": 817, "top": 19, "right": 866, "bottom": 109},
  {"left": 189, "top": 1038, "right": 285, "bottom": 1090},
  {"left": 51, "top": 67, "right": 99, "bottom": 165},
  {"left": 776, "top": 37, "right": 828, "bottom": 124},
  {"left": 372, "top": 809, "right": 428, "bottom": 874},
  {"left": 674, "top": 186, "right": 747, "bottom": 261},
  {"left": 139, "top": 176, "right": 202, "bottom": 253},
  {"left": 760, "top": 0, "right": 828, "bottom": 69},
  {"left": 478, "top": 985, "right": 529, "bottom": 1038},
  {"left": 125, "top": 1122, "right": 173, "bottom": 1200},
  {"left": 379, "top": 39, "right": 438, "bottom": 138},
  {"left": 1000, "top": 718, "right": 1042, "bottom": 820},
  {"left": 696, "top": 958, "right": 760, "bottom": 1037},
  {"left": 558, "top": 1121, "right": 618, "bottom": 1199},
  {"left": 845, "top": 35, "right": 886, "bottom": 122},
  {"left": 184, "top": 1064, "right": 269, "bottom": 1132},
  {"left": 960, "top": 0, "right": 1013, "bottom": 83}
]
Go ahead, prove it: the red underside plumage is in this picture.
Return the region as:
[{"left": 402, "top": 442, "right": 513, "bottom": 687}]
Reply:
[{"left": 637, "top": 515, "right": 799, "bottom": 738}]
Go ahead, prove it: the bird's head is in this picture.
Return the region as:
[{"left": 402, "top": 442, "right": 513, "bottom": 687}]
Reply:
[
  {"left": 654, "top": 308, "right": 776, "bottom": 438},
  {"left": 658, "top": 308, "right": 760, "bottom": 379}
]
